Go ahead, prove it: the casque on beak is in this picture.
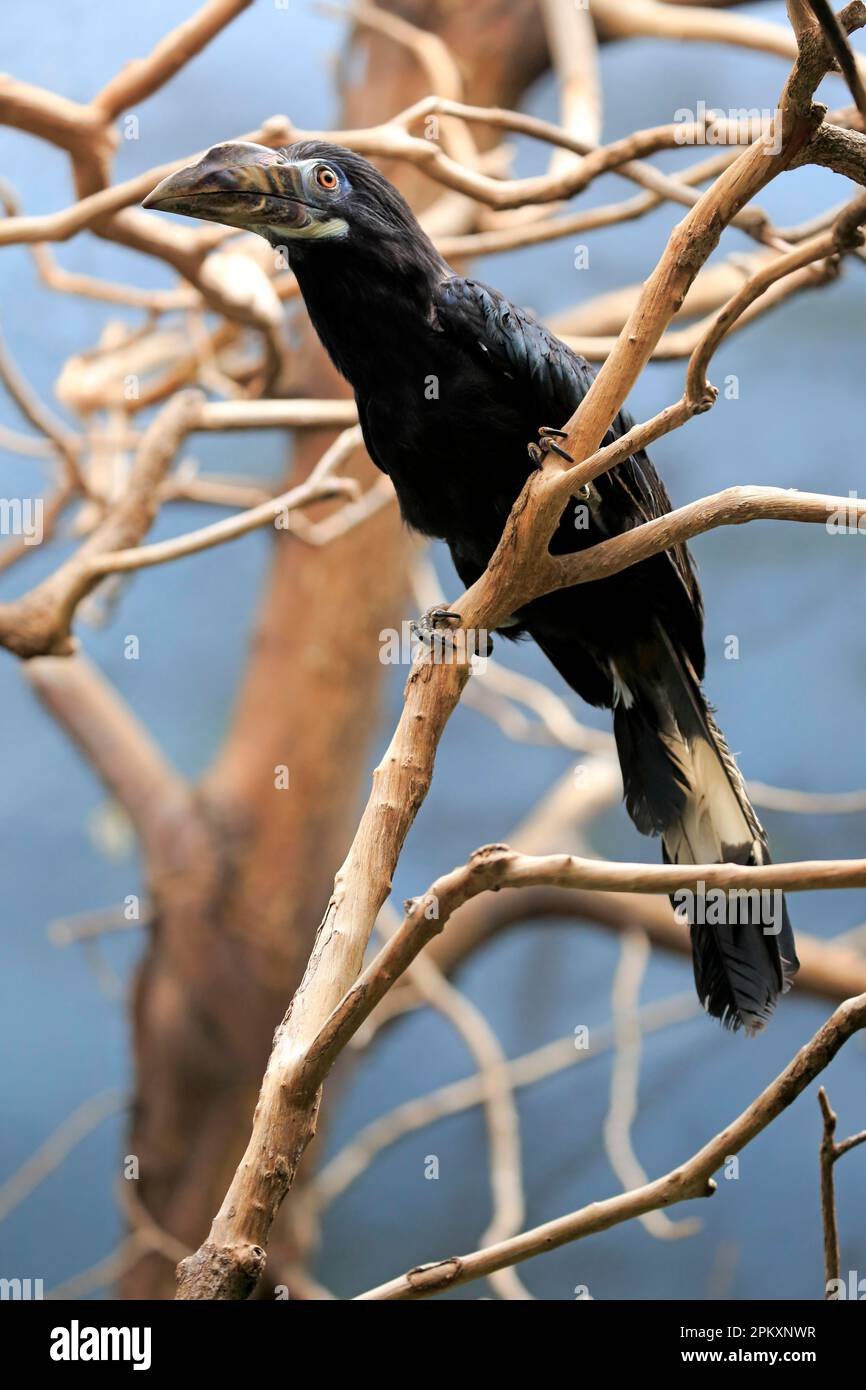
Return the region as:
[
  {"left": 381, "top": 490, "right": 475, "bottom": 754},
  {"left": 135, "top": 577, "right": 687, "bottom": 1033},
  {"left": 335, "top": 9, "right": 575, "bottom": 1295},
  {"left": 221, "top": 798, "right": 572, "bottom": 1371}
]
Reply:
[{"left": 142, "top": 141, "right": 312, "bottom": 237}]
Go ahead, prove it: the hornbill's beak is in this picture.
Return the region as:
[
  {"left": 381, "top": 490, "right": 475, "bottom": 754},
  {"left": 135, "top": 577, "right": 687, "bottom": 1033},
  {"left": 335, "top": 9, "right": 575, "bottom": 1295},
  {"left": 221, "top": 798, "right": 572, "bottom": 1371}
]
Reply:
[{"left": 142, "top": 142, "right": 332, "bottom": 239}]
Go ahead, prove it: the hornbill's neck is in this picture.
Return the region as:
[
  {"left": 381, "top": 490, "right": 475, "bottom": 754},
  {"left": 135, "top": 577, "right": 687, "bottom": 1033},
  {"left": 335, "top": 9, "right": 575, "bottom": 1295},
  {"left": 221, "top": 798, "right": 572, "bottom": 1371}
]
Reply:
[{"left": 287, "top": 235, "right": 448, "bottom": 396}]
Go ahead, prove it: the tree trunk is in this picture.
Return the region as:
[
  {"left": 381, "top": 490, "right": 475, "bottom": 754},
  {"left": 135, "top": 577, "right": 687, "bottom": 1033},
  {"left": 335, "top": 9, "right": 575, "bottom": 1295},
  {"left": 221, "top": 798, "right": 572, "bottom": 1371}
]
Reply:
[{"left": 121, "top": 0, "right": 550, "bottom": 1299}]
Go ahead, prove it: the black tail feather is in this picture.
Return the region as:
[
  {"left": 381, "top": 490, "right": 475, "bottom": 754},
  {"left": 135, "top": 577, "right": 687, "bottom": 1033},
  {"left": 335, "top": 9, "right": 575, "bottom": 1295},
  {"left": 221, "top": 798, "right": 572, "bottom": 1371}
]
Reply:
[
  {"left": 613, "top": 687, "right": 688, "bottom": 837},
  {"left": 613, "top": 631, "right": 799, "bottom": 1032},
  {"left": 664, "top": 843, "right": 799, "bottom": 1032}
]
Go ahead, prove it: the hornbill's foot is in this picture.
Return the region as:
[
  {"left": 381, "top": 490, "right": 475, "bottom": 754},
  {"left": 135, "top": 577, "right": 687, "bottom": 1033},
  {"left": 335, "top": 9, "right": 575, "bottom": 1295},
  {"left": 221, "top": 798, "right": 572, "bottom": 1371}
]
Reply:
[
  {"left": 535, "top": 426, "right": 593, "bottom": 501},
  {"left": 411, "top": 606, "right": 462, "bottom": 648},
  {"left": 527, "top": 425, "right": 574, "bottom": 468},
  {"left": 410, "top": 607, "right": 493, "bottom": 660}
]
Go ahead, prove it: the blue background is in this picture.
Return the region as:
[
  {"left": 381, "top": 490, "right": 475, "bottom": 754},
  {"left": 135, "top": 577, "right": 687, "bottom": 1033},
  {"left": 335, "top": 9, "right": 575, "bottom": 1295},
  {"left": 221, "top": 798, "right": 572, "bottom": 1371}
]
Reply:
[{"left": 1, "top": 1, "right": 864, "bottom": 1300}]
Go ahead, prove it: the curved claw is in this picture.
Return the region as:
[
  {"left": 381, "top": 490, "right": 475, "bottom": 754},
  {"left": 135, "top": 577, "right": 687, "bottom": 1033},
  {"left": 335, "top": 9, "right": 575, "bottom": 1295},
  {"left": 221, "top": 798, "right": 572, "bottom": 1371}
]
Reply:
[
  {"left": 410, "top": 606, "right": 463, "bottom": 646},
  {"left": 530, "top": 426, "right": 574, "bottom": 465},
  {"left": 547, "top": 441, "right": 574, "bottom": 462}
]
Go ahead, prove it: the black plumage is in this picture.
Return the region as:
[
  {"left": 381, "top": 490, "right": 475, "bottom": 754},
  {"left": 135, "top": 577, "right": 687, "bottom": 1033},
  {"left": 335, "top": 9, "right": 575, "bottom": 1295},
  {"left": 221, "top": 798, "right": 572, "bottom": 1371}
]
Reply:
[{"left": 143, "top": 139, "right": 799, "bottom": 1031}]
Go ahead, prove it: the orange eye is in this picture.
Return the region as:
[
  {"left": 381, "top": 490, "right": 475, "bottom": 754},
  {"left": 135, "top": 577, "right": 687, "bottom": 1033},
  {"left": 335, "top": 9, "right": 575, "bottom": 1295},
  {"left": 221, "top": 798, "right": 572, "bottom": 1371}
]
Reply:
[{"left": 315, "top": 165, "right": 339, "bottom": 191}]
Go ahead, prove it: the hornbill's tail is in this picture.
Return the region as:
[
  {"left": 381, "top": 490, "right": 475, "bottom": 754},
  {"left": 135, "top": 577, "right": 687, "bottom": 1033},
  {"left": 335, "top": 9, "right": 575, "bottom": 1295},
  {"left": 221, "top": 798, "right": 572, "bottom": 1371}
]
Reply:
[{"left": 609, "top": 628, "right": 799, "bottom": 1032}]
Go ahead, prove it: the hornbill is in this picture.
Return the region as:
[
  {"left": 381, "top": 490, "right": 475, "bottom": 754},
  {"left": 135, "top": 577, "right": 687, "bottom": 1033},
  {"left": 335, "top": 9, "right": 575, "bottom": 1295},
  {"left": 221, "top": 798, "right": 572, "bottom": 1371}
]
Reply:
[{"left": 144, "top": 141, "right": 798, "bottom": 1031}]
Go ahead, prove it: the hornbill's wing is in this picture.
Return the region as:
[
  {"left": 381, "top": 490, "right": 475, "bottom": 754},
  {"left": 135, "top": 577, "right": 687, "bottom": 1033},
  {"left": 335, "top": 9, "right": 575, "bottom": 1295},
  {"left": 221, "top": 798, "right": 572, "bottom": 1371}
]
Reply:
[
  {"left": 433, "top": 274, "right": 704, "bottom": 676},
  {"left": 356, "top": 396, "right": 389, "bottom": 475}
]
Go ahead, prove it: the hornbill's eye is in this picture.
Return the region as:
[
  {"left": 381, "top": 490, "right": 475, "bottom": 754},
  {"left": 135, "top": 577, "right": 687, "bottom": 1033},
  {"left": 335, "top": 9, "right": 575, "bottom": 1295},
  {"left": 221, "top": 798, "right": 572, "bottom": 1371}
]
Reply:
[{"left": 315, "top": 165, "right": 339, "bottom": 191}]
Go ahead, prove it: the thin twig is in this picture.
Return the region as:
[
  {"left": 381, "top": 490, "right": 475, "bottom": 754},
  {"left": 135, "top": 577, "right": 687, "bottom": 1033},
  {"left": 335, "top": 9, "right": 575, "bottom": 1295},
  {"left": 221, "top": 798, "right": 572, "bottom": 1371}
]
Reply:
[
  {"left": 817, "top": 1086, "right": 866, "bottom": 1296},
  {"left": 604, "top": 932, "right": 701, "bottom": 1240},
  {"left": 0, "top": 1090, "right": 126, "bottom": 1223},
  {"left": 355, "top": 992, "right": 866, "bottom": 1298}
]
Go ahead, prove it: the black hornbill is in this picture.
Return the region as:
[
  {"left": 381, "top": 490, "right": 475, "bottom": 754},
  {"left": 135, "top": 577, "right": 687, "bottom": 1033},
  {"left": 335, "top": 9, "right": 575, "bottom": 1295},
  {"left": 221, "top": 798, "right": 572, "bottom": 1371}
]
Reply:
[{"left": 144, "top": 141, "right": 798, "bottom": 1031}]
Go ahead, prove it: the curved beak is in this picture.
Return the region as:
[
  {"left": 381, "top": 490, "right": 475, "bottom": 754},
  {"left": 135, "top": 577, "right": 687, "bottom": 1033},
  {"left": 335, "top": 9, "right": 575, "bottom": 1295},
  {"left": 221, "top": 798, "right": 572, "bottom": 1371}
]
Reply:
[{"left": 142, "top": 142, "right": 313, "bottom": 236}]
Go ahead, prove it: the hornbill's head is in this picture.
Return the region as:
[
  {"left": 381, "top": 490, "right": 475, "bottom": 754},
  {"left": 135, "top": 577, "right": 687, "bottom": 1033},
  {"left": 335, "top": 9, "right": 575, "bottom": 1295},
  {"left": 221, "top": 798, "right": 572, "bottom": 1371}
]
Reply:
[
  {"left": 144, "top": 140, "right": 445, "bottom": 386},
  {"left": 143, "top": 139, "right": 434, "bottom": 263}
]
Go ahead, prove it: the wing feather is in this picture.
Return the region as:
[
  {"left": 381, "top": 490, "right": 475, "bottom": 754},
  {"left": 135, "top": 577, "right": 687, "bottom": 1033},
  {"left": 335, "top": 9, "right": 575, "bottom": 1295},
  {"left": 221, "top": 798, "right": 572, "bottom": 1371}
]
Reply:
[{"left": 434, "top": 275, "right": 703, "bottom": 670}]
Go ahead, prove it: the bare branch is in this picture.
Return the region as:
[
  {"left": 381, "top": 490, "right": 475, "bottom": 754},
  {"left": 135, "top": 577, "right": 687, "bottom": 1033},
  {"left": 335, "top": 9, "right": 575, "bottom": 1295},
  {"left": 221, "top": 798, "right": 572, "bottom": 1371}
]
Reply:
[
  {"left": 604, "top": 932, "right": 701, "bottom": 1241},
  {"left": 0, "top": 326, "right": 82, "bottom": 484},
  {"left": 92, "top": 0, "right": 254, "bottom": 122},
  {"left": 0, "top": 1090, "right": 125, "bottom": 1224},
  {"left": 806, "top": 0, "right": 866, "bottom": 122},
  {"left": 24, "top": 653, "right": 201, "bottom": 869},
  {"left": 376, "top": 906, "right": 529, "bottom": 1299},
  {"left": 0, "top": 399, "right": 360, "bottom": 656},
  {"left": 541, "top": 0, "right": 602, "bottom": 150},
  {"left": 88, "top": 427, "right": 362, "bottom": 575},
  {"left": 356, "top": 992, "right": 866, "bottom": 1298},
  {"left": 817, "top": 1086, "right": 866, "bottom": 1296},
  {"left": 311, "top": 993, "right": 699, "bottom": 1215},
  {"left": 597, "top": 0, "right": 865, "bottom": 86}
]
